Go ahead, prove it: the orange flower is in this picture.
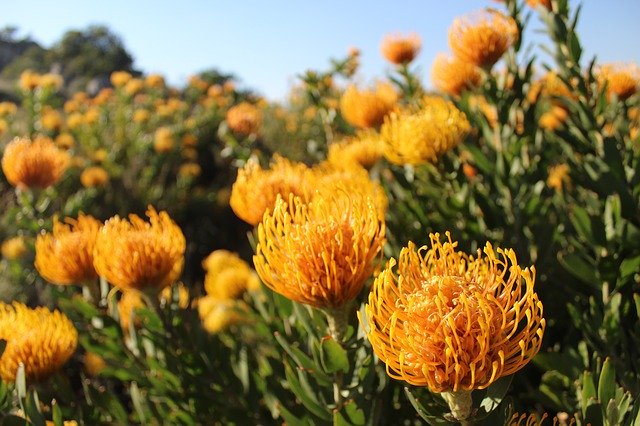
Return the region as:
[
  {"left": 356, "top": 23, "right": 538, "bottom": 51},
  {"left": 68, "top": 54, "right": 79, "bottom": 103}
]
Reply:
[
  {"left": 35, "top": 214, "right": 101, "bottom": 285},
  {"left": 361, "top": 232, "right": 544, "bottom": 392},
  {"left": 431, "top": 54, "right": 482, "bottom": 96},
  {"left": 154, "top": 127, "right": 175, "bottom": 153},
  {"left": 80, "top": 166, "right": 109, "bottom": 188},
  {"left": 327, "top": 130, "right": 384, "bottom": 170},
  {"left": 203, "top": 250, "right": 260, "bottom": 299},
  {"left": 110, "top": 71, "right": 132, "bottom": 87},
  {"left": 597, "top": 63, "right": 640, "bottom": 101},
  {"left": 230, "top": 156, "right": 312, "bottom": 226},
  {"left": 539, "top": 105, "right": 568, "bottom": 131},
  {"left": 1, "top": 236, "right": 28, "bottom": 260},
  {"left": 226, "top": 102, "right": 262, "bottom": 136},
  {"left": 449, "top": 9, "right": 518, "bottom": 68},
  {"left": 254, "top": 184, "right": 385, "bottom": 309},
  {"left": 380, "top": 33, "right": 422, "bottom": 65},
  {"left": 93, "top": 207, "right": 186, "bottom": 291},
  {"left": 0, "top": 302, "right": 77, "bottom": 382},
  {"left": 526, "top": 0, "right": 552, "bottom": 10},
  {"left": 1, "top": 136, "right": 70, "bottom": 189},
  {"left": 340, "top": 83, "right": 398, "bottom": 129},
  {"left": 117, "top": 290, "right": 145, "bottom": 331},
  {"left": 145, "top": 73, "right": 165, "bottom": 89},
  {"left": 547, "top": 163, "right": 570, "bottom": 193}
]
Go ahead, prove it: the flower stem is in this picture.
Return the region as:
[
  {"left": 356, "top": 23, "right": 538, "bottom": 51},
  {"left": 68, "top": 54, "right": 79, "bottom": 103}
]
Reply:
[
  {"left": 442, "top": 390, "right": 473, "bottom": 425},
  {"left": 325, "top": 304, "right": 350, "bottom": 343}
]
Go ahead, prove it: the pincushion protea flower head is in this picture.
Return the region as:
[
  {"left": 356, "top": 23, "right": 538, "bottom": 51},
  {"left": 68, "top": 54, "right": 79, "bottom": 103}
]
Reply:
[
  {"left": 230, "top": 155, "right": 312, "bottom": 226},
  {"left": 0, "top": 302, "right": 77, "bottom": 382},
  {"left": 449, "top": 9, "right": 518, "bottom": 69},
  {"left": 35, "top": 214, "right": 101, "bottom": 285},
  {"left": 597, "top": 62, "right": 640, "bottom": 101},
  {"left": 381, "top": 96, "right": 470, "bottom": 166},
  {"left": 254, "top": 184, "right": 385, "bottom": 309},
  {"left": 203, "top": 250, "right": 260, "bottom": 300},
  {"left": 226, "top": 102, "right": 262, "bottom": 136},
  {"left": 327, "top": 130, "right": 384, "bottom": 170},
  {"left": 361, "top": 232, "right": 544, "bottom": 393},
  {"left": 1, "top": 136, "right": 70, "bottom": 189},
  {"left": 340, "top": 83, "right": 398, "bottom": 129},
  {"left": 526, "top": 0, "right": 552, "bottom": 10},
  {"left": 431, "top": 53, "right": 482, "bottom": 96},
  {"left": 93, "top": 207, "right": 186, "bottom": 292},
  {"left": 380, "top": 33, "right": 422, "bottom": 65}
]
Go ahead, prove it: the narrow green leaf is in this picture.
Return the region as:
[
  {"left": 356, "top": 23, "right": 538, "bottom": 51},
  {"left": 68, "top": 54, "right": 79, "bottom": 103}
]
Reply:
[
  {"left": 320, "top": 338, "right": 349, "bottom": 374},
  {"left": 52, "top": 400, "right": 63, "bottom": 426},
  {"left": 479, "top": 375, "right": 513, "bottom": 416},
  {"left": 274, "top": 333, "right": 332, "bottom": 386},
  {"left": 333, "top": 400, "right": 365, "bottom": 426},
  {"left": 581, "top": 372, "right": 597, "bottom": 418},
  {"left": 598, "top": 358, "right": 616, "bottom": 408},
  {"left": 283, "top": 360, "right": 331, "bottom": 421},
  {"left": 558, "top": 252, "right": 600, "bottom": 288}
]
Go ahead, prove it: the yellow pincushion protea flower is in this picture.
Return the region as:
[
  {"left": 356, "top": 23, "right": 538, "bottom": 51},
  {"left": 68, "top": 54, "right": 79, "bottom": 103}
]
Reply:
[
  {"left": 1, "top": 136, "right": 70, "bottom": 189},
  {"left": 0, "top": 302, "right": 77, "bottom": 382},
  {"left": 361, "top": 232, "right": 544, "bottom": 393},
  {"left": 381, "top": 97, "right": 470, "bottom": 166},
  {"left": 1, "top": 236, "right": 28, "bottom": 260},
  {"left": 254, "top": 185, "right": 385, "bottom": 309},
  {"left": 340, "top": 83, "right": 398, "bottom": 129},
  {"left": 597, "top": 63, "right": 640, "bottom": 101},
  {"left": 230, "top": 156, "right": 312, "bottom": 226},
  {"left": 197, "top": 296, "right": 247, "bottom": 334},
  {"left": 431, "top": 53, "right": 482, "bottom": 96},
  {"left": 93, "top": 207, "right": 186, "bottom": 291},
  {"left": 80, "top": 166, "right": 109, "bottom": 188},
  {"left": 226, "top": 102, "right": 262, "bottom": 136},
  {"left": 327, "top": 130, "right": 384, "bottom": 170},
  {"left": 380, "top": 33, "right": 422, "bottom": 65},
  {"left": 449, "top": 9, "right": 518, "bottom": 69},
  {"left": 35, "top": 214, "right": 101, "bottom": 285},
  {"left": 203, "top": 250, "right": 260, "bottom": 299},
  {"left": 117, "top": 290, "right": 145, "bottom": 331}
]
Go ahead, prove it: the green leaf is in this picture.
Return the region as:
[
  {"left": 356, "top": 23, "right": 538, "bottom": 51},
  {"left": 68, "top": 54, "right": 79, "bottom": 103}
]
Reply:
[
  {"left": 558, "top": 252, "right": 600, "bottom": 289},
  {"left": 2, "top": 415, "right": 32, "bottom": 426},
  {"left": 478, "top": 375, "right": 513, "bottom": 417},
  {"left": 274, "top": 333, "right": 332, "bottom": 386},
  {"left": 320, "top": 338, "right": 349, "bottom": 374},
  {"left": 283, "top": 360, "right": 331, "bottom": 421},
  {"left": 333, "top": 400, "right": 365, "bottom": 426},
  {"left": 570, "top": 206, "right": 607, "bottom": 247},
  {"left": 581, "top": 372, "right": 597, "bottom": 418},
  {"left": 276, "top": 401, "right": 313, "bottom": 426},
  {"left": 598, "top": 358, "right": 616, "bottom": 408},
  {"left": 404, "top": 387, "right": 454, "bottom": 425},
  {"left": 51, "top": 400, "right": 63, "bottom": 426}
]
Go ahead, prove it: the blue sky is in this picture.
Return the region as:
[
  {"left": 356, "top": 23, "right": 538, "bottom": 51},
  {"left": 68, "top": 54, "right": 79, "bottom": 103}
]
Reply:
[{"left": 4, "top": 1, "right": 640, "bottom": 101}]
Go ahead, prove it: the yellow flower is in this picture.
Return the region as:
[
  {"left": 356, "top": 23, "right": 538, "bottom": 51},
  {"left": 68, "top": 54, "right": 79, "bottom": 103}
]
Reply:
[
  {"left": 83, "top": 352, "right": 106, "bottom": 377},
  {"left": 340, "top": 83, "right": 398, "bottom": 129},
  {"left": 468, "top": 95, "right": 498, "bottom": 128},
  {"left": 0, "top": 302, "right": 77, "bottom": 382},
  {"left": 539, "top": 105, "right": 568, "bottom": 131},
  {"left": 178, "top": 163, "right": 201, "bottom": 179},
  {"left": 159, "top": 282, "right": 190, "bottom": 308},
  {"left": 198, "top": 297, "right": 246, "bottom": 334},
  {"left": 380, "top": 33, "right": 422, "bottom": 65},
  {"left": 154, "top": 127, "right": 175, "bottom": 153},
  {"left": 66, "top": 112, "right": 84, "bottom": 129},
  {"left": 93, "top": 207, "right": 186, "bottom": 291},
  {"left": 19, "top": 70, "right": 40, "bottom": 91},
  {"left": 230, "top": 156, "right": 312, "bottom": 226},
  {"left": 38, "top": 73, "right": 63, "bottom": 90},
  {"left": 381, "top": 97, "right": 470, "bottom": 165},
  {"left": 431, "top": 53, "right": 482, "bottom": 96},
  {"left": 83, "top": 107, "right": 101, "bottom": 125},
  {"left": 1, "top": 236, "right": 28, "bottom": 260},
  {"left": 117, "top": 290, "right": 145, "bottom": 331},
  {"left": 361, "top": 232, "right": 545, "bottom": 392},
  {"left": 91, "top": 149, "right": 108, "bottom": 163},
  {"left": 527, "top": 72, "right": 573, "bottom": 104},
  {"left": 254, "top": 185, "right": 386, "bottom": 309},
  {"left": 547, "top": 163, "right": 570, "bottom": 193},
  {"left": 226, "top": 102, "right": 262, "bottom": 136},
  {"left": 39, "top": 107, "right": 63, "bottom": 131},
  {"left": 35, "top": 214, "right": 101, "bottom": 285},
  {"left": 526, "top": 0, "right": 552, "bottom": 10},
  {"left": 145, "top": 73, "right": 165, "bottom": 89},
  {"left": 55, "top": 132, "right": 75, "bottom": 150},
  {"left": 597, "top": 63, "right": 640, "bottom": 101},
  {"left": 110, "top": 71, "right": 132, "bottom": 87},
  {"left": 80, "top": 166, "right": 109, "bottom": 188},
  {"left": 181, "top": 133, "right": 198, "bottom": 147},
  {"left": 133, "top": 108, "right": 151, "bottom": 123},
  {"left": 92, "top": 88, "right": 113, "bottom": 106},
  {"left": 449, "top": 9, "right": 518, "bottom": 68},
  {"left": 203, "top": 250, "right": 260, "bottom": 299},
  {"left": 1, "top": 136, "right": 70, "bottom": 189},
  {"left": 327, "top": 130, "right": 384, "bottom": 170},
  {"left": 0, "top": 102, "right": 17, "bottom": 116}
]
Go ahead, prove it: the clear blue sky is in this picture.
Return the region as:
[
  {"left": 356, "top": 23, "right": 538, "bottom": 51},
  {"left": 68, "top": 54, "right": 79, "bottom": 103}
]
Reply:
[{"left": 4, "top": 1, "right": 640, "bottom": 101}]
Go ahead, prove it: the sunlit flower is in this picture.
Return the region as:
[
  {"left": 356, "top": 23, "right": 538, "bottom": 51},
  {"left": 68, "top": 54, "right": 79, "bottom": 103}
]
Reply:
[
  {"left": 124, "top": 78, "right": 144, "bottom": 96},
  {"left": 133, "top": 109, "right": 151, "bottom": 123},
  {"left": 83, "top": 352, "right": 106, "bottom": 377},
  {"left": 432, "top": 54, "right": 482, "bottom": 96},
  {"left": 38, "top": 73, "right": 63, "bottom": 90},
  {"left": 449, "top": 9, "right": 518, "bottom": 69},
  {"left": 117, "top": 290, "right": 145, "bottom": 331},
  {"left": 547, "top": 163, "right": 570, "bottom": 193},
  {"left": 328, "top": 130, "right": 384, "bottom": 170},
  {"left": 66, "top": 112, "right": 84, "bottom": 129},
  {"left": 55, "top": 132, "right": 75, "bottom": 150},
  {"left": 0, "top": 102, "right": 17, "bottom": 116},
  {"left": 91, "top": 149, "right": 108, "bottom": 163},
  {"left": 230, "top": 156, "right": 312, "bottom": 226},
  {"left": 80, "top": 166, "right": 110, "bottom": 188},
  {"left": 92, "top": 88, "right": 113, "bottom": 106},
  {"left": 527, "top": 72, "right": 573, "bottom": 104},
  {"left": 188, "top": 75, "right": 209, "bottom": 91},
  {"left": 381, "top": 97, "right": 470, "bottom": 165},
  {"left": 198, "top": 297, "right": 246, "bottom": 334},
  {"left": 361, "top": 232, "right": 545, "bottom": 392},
  {"left": 254, "top": 184, "right": 386, "bottom": 309},
  {"left": 159, "top": 282, "right": 190, "bottom": 308},
  {"left": 226, "top": 102, "right": 262, "bottom": 136},
  {"left": 35, "top": 214, "right": 101, "bottom": 285},
  {"left": 1, "top": 136, "right": 70, "bottom": 189},
  {"left": 110, "top": 71, "right": 132, "bottom": 87},
  {"left": 19, "top": 70, "right": 40, "bottom": 91},
  {"left": 468, "top": 95, "right": 498, "bottom": 128},
  {"left": 178, "top": 163, "right": 201, "bottom": 179},
  {"left": 380, "top": 33, "right": 422, "bottom": 65},
  {"left": 1, "top": 236, "right": 27, "bottom": 260},
  {"left": 83, "top": 107, "right": 101, "bottom": 125},
  {"left": 597, "top": 63, "right": 640, "bottom": 101},
  {"left": 154, "top": 126, "right": 175, "bottom": 153},
  {"left": 0, "top": 302, "right": 77, "bottom": 382},
  {"left": 39, "top": 107, "right": 63, "bottom": 131},
  {"left": 203, "top": 250, "right": 260, "bottom": 299},
  {"left": 525, "top": 0, "right": 552, "bottom": 10},
  {"left": 181, "top": 133, "right": 198, "bottom": 147},
  {"left": 145, "top": 73, "right": 165, "bottom": 89},
  {"left": 93, "top": 207, "right": 186, "bottom": 291},
  {"left": 340, "top": 82, "right": 398, "bottom": 129}
]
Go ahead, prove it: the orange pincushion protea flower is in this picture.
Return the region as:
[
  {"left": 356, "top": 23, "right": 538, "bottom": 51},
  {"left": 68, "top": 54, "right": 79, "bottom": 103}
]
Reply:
[
  {"left": 0, "top": 302, "right": 77, "bottom": 382},
  {"left": 361, "top": 232, "right": 545, "bottom": 392},
  {"left": 35, "top": 214, "right": 102, "bottom": 285},
  {"left": 1, "top": 137, "right": 70, "bottom": 189},
  {"left": 449, "top": 9, "right": 518, "bottom": 69},
  {"left": 327, "top": 130, "right": 384, "bottom": 170},
  {"left": 254, "top": 186, "right": 385, "bottom": 309},
  {"left": 226, "top": 102, "right": 262, "bottom": 136},
  {"left": 380, "top": 33, "right": 422, "bottom": 65},
  {"left": 340, "top": 83, "right": 398, "bottom": 129},
  {"left": 431, "top": 54, "right": 482, "bottom": 96},
  {"left": 93, "top": 207, "right": 186, "bottom": 291},
  {"left": 230, "top": 156, "right": 312, "bottom": 226},
  {"left": 203, "top": 250, "right": 260, "bottom": 299},
  {"left": 526, "top": 0, "right": 552, "bottom": 10},
  {"left": 597, "top": 63, "right": 640, "bottom": 101}
]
